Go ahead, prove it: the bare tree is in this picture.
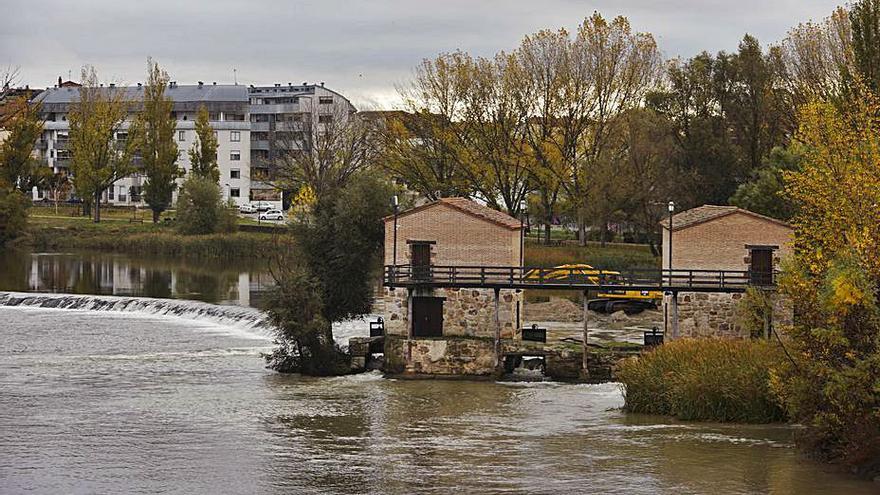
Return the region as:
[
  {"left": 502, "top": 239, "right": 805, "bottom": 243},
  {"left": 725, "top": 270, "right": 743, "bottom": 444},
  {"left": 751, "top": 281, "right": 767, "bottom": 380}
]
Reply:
[{"left": 271, "top": 100, "right": 375, "bottom": 203}]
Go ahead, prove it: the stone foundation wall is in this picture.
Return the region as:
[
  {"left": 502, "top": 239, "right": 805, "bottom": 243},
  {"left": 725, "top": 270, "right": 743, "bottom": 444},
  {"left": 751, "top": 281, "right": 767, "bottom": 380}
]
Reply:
[
  {"left": 383, "top": 287, "right": 522, "bottom": 339},
  {"left": 665, "top": 291, "right": 792, "bottom": 339},
  {"left": 384, "top": 336, "right": 496, "bottom": 376}
]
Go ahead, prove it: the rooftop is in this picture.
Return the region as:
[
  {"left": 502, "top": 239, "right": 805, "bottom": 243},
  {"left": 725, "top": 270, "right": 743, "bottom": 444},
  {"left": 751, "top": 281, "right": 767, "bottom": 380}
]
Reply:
[
  {"left": 387, "top": 197, "right": 523, "bottom": 230},
  {"left": 33, "top": 83, "right": 249, "bottom": 104},
  {"left": 664, "top": 205, "right": 791, "bottom": 231}
]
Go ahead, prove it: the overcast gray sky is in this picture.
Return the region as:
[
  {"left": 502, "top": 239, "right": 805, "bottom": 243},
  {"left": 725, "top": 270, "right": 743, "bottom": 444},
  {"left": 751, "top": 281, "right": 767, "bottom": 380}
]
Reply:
[{"left": 1, "top": 0, "right": 842, "bottom": 109}]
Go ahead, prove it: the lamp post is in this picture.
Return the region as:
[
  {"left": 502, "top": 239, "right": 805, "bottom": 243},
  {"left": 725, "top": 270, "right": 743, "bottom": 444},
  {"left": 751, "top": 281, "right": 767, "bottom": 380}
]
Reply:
[
  {"left": 391, "top": 195, "right": 399, "bottom": 281},
  {"left": 667, "top": 200, "right": 678, "bottom": 339},
  {"left": 667, "top": 201, "right": 675, "bottom": 282}
]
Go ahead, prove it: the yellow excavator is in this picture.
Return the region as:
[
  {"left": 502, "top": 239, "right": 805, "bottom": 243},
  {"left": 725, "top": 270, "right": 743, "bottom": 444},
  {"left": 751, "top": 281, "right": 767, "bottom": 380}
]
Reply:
[{"left": 524, "top": 264, "right": 661, "bottom": 314}]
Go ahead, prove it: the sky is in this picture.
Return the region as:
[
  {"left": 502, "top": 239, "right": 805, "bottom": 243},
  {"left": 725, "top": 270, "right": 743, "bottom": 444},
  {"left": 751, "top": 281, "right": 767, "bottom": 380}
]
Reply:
[{"left": 1, "top": 0, "right": 842, "bottom": 109}]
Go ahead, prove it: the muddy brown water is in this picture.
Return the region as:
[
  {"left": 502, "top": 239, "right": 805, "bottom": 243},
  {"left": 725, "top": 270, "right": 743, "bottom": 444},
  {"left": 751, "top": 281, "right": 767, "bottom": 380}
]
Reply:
[{"left": 0, "top": 251, "right": 876, "bottom": 493}]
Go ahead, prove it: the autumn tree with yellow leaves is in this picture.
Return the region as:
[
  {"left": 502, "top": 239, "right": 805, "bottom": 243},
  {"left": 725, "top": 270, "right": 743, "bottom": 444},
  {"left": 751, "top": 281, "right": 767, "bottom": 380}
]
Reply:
[{"left": 774, "top": 93, "right": 880, "bottom": 478}]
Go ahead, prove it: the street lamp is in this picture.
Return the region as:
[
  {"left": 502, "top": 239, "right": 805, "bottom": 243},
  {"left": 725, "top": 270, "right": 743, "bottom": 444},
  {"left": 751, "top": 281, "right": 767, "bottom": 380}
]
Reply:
[
  {"left": 391, "top": 195, "right": 400, "bottom": 278},
  {"left": 667, "top": 201, "right": 675, "bottom": 281}
]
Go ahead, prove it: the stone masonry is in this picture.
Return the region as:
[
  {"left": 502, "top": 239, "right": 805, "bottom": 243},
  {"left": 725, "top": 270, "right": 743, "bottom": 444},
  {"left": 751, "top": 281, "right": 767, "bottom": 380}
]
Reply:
[
  {"left": 668, "top": 291, "right": 793, "bottom": 339},
  {"left": 384, "top": 286, "right": 521, "bottom": 339}
]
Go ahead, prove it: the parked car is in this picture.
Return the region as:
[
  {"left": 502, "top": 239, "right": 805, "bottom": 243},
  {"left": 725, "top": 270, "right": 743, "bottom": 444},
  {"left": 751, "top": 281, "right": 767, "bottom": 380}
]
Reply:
[
  {"left": 252, "top": 201, "right": 275, "bottom": 212},
  {"left": 239, "top": 203, "right": 257, "bottom": 214},
  {"left": 259, "top": 209, "right": 284, "bottom": 221}
]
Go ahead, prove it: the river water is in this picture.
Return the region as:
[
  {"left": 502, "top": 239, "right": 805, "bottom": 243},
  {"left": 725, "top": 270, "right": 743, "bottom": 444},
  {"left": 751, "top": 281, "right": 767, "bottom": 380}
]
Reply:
[{"left": 0, "top": 252, "right": 877, "bottom": 494}]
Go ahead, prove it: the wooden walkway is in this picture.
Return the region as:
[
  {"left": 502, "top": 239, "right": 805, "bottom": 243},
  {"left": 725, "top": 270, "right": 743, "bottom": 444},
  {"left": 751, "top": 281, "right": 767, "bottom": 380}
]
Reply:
[{"left": 384, "top": 265, "right": 774, "bottom": 293}]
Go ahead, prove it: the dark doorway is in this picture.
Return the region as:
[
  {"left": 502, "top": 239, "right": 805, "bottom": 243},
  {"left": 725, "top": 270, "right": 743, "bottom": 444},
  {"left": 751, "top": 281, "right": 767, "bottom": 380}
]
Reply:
[
  {"left": 410, "top": 242, "right": 432, "bottom": 280},
  {"left": 749, "top": 248, "right": 774, "bottom": 286},
  {"left": 412, "top": 297, "right": 444, "bottom": 337}
]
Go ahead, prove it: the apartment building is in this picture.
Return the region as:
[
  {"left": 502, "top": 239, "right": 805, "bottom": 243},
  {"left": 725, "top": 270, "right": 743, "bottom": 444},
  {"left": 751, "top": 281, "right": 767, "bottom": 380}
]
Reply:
[
  {"left": 30, "top": 80, "right": 355, "bottom": 208},
  {"left": 247, "top": 82, "right": 356, "bottom": 204}
]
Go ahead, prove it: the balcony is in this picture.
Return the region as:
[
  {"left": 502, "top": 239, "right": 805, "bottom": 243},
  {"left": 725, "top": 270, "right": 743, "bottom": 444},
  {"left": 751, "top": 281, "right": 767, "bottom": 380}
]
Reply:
[{"left": 251, "top": 139, "right": 271, "bottom": 151}]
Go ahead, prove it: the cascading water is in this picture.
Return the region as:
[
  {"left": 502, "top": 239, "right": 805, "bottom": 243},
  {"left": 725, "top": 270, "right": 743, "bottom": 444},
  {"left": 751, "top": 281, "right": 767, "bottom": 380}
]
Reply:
[{"left": 0, "top": 291, "right": 374, "bottom": 344}]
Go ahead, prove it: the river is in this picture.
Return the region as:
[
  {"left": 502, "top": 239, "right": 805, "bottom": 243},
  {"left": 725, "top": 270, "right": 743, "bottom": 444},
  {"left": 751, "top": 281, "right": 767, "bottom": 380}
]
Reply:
[{"left": 0, "top": 251, "right": 876, "bottom": 494}]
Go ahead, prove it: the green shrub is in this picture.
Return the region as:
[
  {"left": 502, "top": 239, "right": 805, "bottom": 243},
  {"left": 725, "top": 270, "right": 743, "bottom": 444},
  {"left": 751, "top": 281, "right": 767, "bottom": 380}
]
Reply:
[
  {"left": 0, "top": 188, "right": 29, "bottom": 245},
  {"left": 176, "top": 175, "right": 238, "bottom": 235},
  {"left": 618, "top": 338, "right": 786, "bottom": 423}
]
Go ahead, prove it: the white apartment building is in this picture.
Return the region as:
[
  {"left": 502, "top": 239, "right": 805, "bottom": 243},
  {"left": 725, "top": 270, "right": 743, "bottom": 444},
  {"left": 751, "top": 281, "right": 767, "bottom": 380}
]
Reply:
[{"left": 30, "top": 80, "right": 355, "bottom": 209}]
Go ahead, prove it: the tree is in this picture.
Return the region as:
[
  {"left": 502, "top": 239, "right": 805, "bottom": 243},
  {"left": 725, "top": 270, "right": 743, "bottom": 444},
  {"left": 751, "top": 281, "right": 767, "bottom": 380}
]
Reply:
[
  {"left": 68, "top": 66, "right": 138, "bottom": 222},
  {"left": 273, "top": 101, "right": 374, "bottom": 204},
  {"left": 513, "top": 14, "right": 662, "bottom": 244},
  {"left": 136, "top": 58, "right": 180, "bottom": 223},
  {"left": 45, "top": 172, "right": 71, "bottom": 215},
  {"left": 775, "top": 7, "right": 853, "bottom": 111},
  {"left": 188, "top": 105, "right": 219, "bottom": 182},
  {"left": 175, "top": 175, "right": 237, "bottom": 235},
  {"left": 0, "top": 96, "right": 45, "bottom": 193},
  {"left": 851, "top": 0, "right": 880, "bottom": 94},
  {"left": 730, "top": 146, "right": 800, "bottom": 220},
  {"left": 265, "top": 173, "right": 394, "bottom": 375},
  {"left": 0, "top": 187, "right": 29, "bottom": 246},
  {"left": 773, "top": 95, "right": 880, "bottom": 478}
]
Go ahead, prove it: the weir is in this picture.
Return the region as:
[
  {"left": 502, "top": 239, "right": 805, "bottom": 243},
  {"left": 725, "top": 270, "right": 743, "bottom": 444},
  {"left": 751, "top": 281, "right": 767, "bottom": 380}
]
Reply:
[{"left": 0, "top": 291, "right": 271, "bottom": 334}]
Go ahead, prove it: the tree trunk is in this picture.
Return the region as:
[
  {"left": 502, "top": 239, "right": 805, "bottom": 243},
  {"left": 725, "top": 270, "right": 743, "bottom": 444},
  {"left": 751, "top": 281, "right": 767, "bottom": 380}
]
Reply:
[
  {"left": 578, "top": 214, "right": 587, "bottom": 247},
  {"left": 543, "top": 222, "right": 551, "bottom": 245},
  {"left": 599, "top": 217, "right": 608, "bottom": 248},
  {"left": 94, "top": 190, "right": 101, "bottom": 223},
  {"left": 152, "top": 209, "right": 160, "bottom": 223}
]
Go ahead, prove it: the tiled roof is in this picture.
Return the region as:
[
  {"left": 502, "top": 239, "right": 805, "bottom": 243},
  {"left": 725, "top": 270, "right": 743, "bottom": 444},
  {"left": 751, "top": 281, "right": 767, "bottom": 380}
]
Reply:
[
  {"left": 663, "top": 205, "right": 791, "bottom": 231},
  {"left": 439, "top": 197, "right": 522, "bottom": 229},
  {"left": 385, "top": 197, "right": 523, "bottom": 230}
]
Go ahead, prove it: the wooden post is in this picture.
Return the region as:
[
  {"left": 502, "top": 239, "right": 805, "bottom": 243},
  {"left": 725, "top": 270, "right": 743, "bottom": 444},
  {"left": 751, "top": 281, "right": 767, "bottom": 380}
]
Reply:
[
  {"left": 671, "top": 291, "right": 680, "bottom": 340},
  {"left": 494, "top": 287, "right": 501, "bottom": 369},
  {"left": 582, "top": 290, "right": 589, "bottom": 378},
  {"left": 406, "top": 288, "right": 413, "bottom": 365}
]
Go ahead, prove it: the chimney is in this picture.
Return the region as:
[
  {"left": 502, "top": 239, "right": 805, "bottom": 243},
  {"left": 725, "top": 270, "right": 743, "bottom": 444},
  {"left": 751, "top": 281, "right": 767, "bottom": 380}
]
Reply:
[
  {"left": 274, "top": 83, "right": 280, "bottom": 87},
  {"left": 169, "top": 81, "right": 177, "bottom": 88},
  {"left": 198, "top": 81, "right": 204, "bottom": 88},
  {"left": 58, "top": 76, "right": 62, "bottom": 87},
  {"left": 212, "top": 82, "right": 216, "bottom": 85},
  {"left": 320, "top": 81, "right": 324, "bottom": 87},
  {"left": 109, "top": 83, "right": 115, "bottom": 88},
  {"left": 302, "top": 81, "right": 307, "bottom": 86},
  {"left": 137, "top": 82, "right": 142, "bottom": 88},
  {"left": 288, "top": 82, "right": 292, "bottom": 86}
]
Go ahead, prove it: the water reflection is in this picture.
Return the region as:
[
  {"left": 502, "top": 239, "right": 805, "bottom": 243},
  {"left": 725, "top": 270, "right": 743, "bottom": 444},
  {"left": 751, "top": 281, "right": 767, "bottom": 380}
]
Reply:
[{"left": 0, "top": 250, "right": 274, "bottom": 308}]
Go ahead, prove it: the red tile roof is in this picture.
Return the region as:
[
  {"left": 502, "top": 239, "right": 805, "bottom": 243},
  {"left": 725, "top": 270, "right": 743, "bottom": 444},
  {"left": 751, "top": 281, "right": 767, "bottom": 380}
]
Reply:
[
  {"left": 662, "top": 205, "right": 792, "bottom": 231},
  {"left": 385, "top": 197, "right": 523, "bottom": 230}
]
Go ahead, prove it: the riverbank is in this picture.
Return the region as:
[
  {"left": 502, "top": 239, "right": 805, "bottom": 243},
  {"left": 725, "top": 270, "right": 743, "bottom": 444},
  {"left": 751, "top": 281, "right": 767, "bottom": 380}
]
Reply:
[{"left": 13, "top": 212, "right": 290, "bottom": 260}]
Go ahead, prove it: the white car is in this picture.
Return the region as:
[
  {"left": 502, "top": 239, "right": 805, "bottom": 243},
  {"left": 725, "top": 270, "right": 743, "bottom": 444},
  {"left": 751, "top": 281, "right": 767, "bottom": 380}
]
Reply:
[
  {"left": 239, "top": 203, "right": 257, "bottom": 214},
  {"left": 259, "top": 209, "right": 284, "bottom": 221},
  {"left": 253, "top": 201, "right": 275, "bottom": 212}
]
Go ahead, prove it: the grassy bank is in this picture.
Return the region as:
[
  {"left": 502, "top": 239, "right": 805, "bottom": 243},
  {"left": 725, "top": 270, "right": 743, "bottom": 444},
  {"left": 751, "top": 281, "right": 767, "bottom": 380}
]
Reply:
[
  {"left": 524, "top": 240, "right": 658, "bottom": 270},
  {"left": 17, "top": 213, "right": 289, "bottom": 259},
  {"left": 617, "top": 338, "right": 786, "bottom": 423}
]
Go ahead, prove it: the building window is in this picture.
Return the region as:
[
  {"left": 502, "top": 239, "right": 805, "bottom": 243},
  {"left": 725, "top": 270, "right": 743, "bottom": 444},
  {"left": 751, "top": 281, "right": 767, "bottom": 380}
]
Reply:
[
  {"left": 230, "top": 169, "right": 240, "bottom": 179},
  {"left": 230, "top": 131, "right": 240, "bottom": 142},
  {"left": 178, "top": 130, "right": 185, "bottom": 141},
  {"left": 230, "top": 151, "right": 241, "bottom": 161},
  {"left": 319, "top": 96, "right": 333, "bottom": 104},
  {"left": 108, "top": 187, "right": 114, "bottom": 200},
  {"left": 318, "top": 115, "right": 333, "bottom": 124},
  {"left": 230, "top": 188, "right": 240, "bottom": 198}
]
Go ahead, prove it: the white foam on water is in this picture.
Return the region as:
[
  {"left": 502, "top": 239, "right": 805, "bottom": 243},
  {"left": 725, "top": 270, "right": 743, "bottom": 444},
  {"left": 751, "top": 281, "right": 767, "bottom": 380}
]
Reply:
[{"left": 0, "top": 291, "right": 376, "bottom": 345}]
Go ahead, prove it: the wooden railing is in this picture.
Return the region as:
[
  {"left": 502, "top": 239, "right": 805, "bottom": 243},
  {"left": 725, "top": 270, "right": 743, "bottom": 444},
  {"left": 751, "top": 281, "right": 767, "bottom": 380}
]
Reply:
[{"left": 384, "top": 265, "right": 773, "bottom": 292}]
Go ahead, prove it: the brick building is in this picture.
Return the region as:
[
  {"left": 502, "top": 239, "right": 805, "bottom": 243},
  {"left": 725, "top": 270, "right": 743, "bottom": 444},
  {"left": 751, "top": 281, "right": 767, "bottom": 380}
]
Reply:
[
  {"left": 661, "top": 205, "right": 793, "bottom": 338},
  {"left": 382, "top": 197, "right": 524, "bottom": 376}
]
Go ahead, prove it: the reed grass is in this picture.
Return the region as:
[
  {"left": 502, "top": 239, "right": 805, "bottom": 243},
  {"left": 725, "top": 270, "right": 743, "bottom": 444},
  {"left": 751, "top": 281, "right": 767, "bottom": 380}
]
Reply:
[
  {"left": 19, "top": 220, "right": 290, "bottom": 260},
  {"left": 617, "top": 338, "right": 786, "bottom": 423}
]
